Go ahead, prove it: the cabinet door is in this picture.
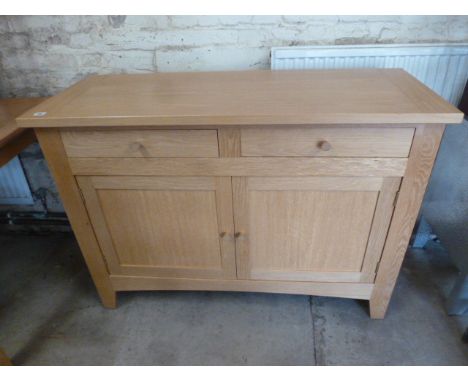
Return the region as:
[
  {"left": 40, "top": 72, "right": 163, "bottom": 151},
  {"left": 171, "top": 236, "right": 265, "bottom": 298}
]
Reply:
[
  {"left": 77, "top": 176, "right": 236, "bottom": 279},
  {"left": 233, "top": 176, "right": 400, "bottom": 283}
]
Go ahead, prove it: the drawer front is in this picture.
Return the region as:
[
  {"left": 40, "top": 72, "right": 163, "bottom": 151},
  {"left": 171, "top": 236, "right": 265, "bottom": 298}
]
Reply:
[
  {"left": 62, "top": 129, "right": 219, "bottom": 158},
  {"left": 241, "top": 126, "right": 414, "bottom": 158}
]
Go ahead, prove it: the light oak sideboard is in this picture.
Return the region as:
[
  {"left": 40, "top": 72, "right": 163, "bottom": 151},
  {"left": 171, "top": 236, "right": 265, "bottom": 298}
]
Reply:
[{"left": 17, "top": 69, "right": 463, "bottom": 318}]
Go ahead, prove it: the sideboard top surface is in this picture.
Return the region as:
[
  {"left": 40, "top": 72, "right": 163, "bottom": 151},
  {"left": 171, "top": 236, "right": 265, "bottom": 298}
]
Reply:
[{"left": 17, "top": 69, "right": 463, "bottom": 128}]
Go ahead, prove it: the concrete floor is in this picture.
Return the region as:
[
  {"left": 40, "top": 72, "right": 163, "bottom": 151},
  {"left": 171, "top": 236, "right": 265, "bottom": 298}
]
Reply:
[{"left": 0, "top": 233, "right": 467, "bottom": 365}]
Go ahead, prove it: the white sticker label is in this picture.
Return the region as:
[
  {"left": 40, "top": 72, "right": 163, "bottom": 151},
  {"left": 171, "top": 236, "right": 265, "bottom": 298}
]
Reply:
[{"left": 33, "top": 111, "right": 47, "bottom": 117}]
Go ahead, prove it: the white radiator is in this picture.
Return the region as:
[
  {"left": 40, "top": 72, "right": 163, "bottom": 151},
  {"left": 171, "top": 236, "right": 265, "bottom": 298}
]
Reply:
[
  {"left": 0, "top": 157, "right": 34, "bottom": 205},
  {"left": 271, "top": 44, "right": 468, "bottom": 105}
]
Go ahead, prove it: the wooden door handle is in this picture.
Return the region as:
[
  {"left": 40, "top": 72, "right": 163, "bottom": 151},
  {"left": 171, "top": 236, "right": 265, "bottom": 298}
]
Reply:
[
  {"left": 219, "top": 232, "right": 227, "bottom": 238},
  {"left": 317, "top": 140, "right": 332, "bottom": 151},
  {"left": 234, "top": 232, "right": 242, "bottom": 238}
]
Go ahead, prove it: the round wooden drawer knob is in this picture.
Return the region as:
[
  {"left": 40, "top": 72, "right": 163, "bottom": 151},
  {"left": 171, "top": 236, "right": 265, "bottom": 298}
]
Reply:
[{"left": 317, "top": 140, "right": 332, "bottom": 151}]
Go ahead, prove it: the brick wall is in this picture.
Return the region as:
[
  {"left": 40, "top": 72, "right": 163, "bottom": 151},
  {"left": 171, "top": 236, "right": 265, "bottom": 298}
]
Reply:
[{"left": 1, "top": 16, "right": 467, "bottom": 97}]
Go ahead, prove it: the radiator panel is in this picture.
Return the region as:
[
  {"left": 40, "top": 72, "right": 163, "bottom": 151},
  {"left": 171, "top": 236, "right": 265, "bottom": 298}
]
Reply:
[
  {"left": 271, "top": 44, "right": 468, "bottom": 105},
  {"left": 0, "top": 156, "right": 34, "bottom": 205}
]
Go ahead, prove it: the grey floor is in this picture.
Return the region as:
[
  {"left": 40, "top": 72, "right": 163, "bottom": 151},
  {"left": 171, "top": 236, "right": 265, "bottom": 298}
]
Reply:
[{"left": 0, "top": 233, "right": 467, "bottom": 365}]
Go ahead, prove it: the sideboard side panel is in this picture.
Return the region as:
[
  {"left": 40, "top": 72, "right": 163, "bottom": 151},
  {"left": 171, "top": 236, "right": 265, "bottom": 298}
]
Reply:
[
  {"left": 35, "top": 128, "right": 116, "bottom": 308},
  {"left": 370, "top": 124, "right": 445, "bottom": 318}
]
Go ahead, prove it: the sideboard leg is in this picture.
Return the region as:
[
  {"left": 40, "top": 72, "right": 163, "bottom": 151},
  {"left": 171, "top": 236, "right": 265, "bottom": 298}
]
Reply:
[
  {"left": 369, "top": 298, "right": 387, "bottom": 319},
  {"left": 102, "top": 291, "right": 117, "bottom": 309},
  {"left": 370, "top": 124, "right": 445, "bottom": 319},
  {"left": 35, "top": 129, "right": 116, "bottom": 309}
]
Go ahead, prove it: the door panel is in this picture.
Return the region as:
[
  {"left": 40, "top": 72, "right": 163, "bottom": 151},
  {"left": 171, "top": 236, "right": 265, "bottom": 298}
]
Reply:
[
  {"left": 99, "top": 190, "right": 220, "bottom": 267},
  {"left": 249, "top": 190, "right": 377, "bottom": 271},
  {"left": 233, "top": 176, "right": 400, "bottom": 283},
  {"left": 77, "top": 176, "right": 236, "bottom": 279}
]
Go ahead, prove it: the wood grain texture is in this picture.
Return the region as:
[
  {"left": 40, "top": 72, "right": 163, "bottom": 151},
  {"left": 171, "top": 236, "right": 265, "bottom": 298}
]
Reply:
[
  {"left": 0, "top": 97, "right": 46, "bottom": 145},
  {"left": 214, "top": 177, "right": 237, "bottom": 279},
  {"left": 241, "top": 126, "right": 414, "bottom": 157},
  {"left": 90, "top": 176, "right": 216, "bottom": 190},
  {"left": 232, "top": 177, "right": 250, "bottom": 279},
  {"left": 62, "top": 129, "right": 219, "bottom": 158},
  {"left": 236, "top": 177, "right": 379, "bottom": 282},
  {"left": 0, "top": 97, "right": 47, "bottom": 165},
  {"left": 370, "top": 124, "right": 445, "bottom": 318},
  {"left": 360, "top": 177, "right": 402, "bottom": 282},
  {"left": 110, "top": 275, "right": 374, "bottom": 300},
  {"left": 76, "top": 176, "right": 121, "bottom": 274},
  {"left": 248, "top": 190, "right": 377, "bottom": 274},
  {"left": 218, "top": 127, "right": 241, "bottom": 157},
  {"left": 16, "top": 70, "right": 463, "bottom": 128},
  {"left": 250, "top": 270, "right": 363, "bottom": 283},
  {"left": 34, "top": 129, "right": 116, "bottom": 308},
  {"left": 247, "top": 176, "right": 383, "bottom": 191},
  {"left": 55, "top": 123, "right": 426, "bottom": 132},
  {"left": 79, "top": 175, "right": 236, "bottom": 280},
  {"left": 0, "top": 129, "right": 36, "bottom": 167},
  {"left": 69, "top": 157, "right": 408, "bottom": 177},
  {"left": 99, "top": 190, "right": 220, "bottom": 268}
]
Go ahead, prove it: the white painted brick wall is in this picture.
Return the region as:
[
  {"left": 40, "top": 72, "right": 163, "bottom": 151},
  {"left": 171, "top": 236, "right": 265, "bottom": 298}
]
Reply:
[{"left": 0, "top": 15, "right": 467, "bottom": 97}]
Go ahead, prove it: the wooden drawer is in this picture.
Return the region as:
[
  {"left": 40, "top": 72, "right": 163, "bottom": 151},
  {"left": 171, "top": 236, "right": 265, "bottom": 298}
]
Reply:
[
  {"left": 62, "top": 129, "right": 219, "bottom": 158},
  {"left": 241, "top": 126, "right": 414, "bottom": 158}
]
